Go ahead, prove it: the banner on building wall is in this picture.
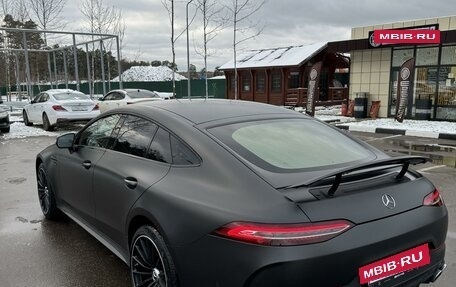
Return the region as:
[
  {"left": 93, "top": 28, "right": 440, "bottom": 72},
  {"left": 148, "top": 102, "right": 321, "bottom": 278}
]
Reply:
[
  {"left": 395, "top": 58, "right": 415, "bottom": 123},
  {"left": 368, "top": 24, "right": 439, "bottom": 48},
  {"left": 306, "top": 61, "right": 323, "bottom": 117}
]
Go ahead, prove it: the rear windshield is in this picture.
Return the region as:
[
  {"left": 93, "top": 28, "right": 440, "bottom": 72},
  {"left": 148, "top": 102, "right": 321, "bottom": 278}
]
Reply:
[
  {"left": 53, "top": 93, "right": 89, "bottom": 101},
  {"left": 208, "top": 119, "right": 374, "bottom": 172},
  {"left": 127, "top": 90, "right": 160, "bottom": 99}
]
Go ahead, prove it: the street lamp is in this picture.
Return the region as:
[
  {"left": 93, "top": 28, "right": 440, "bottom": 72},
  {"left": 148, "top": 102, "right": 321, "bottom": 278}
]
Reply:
[{"left": 186, "top": 0, "right": 194, "bottom": 100}]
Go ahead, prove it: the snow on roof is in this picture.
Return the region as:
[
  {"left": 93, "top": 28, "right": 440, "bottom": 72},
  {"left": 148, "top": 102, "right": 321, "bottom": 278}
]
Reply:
[
  {"left": 219, "top": 42, "right": 328, "bottom": 70},
  {"left": 112, "top": 66, "right": 187, "bottom": 82},
  {"left": 210, "top": 75, "right": 226, "bottom": 79}
]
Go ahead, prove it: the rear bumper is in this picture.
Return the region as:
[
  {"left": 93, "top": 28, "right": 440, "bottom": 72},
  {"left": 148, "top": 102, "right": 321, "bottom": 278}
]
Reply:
[
  {"left": 172, "top": 206, "right": 448, "bottom": 287},
  {"left": 49, "top": 111, "right": 100, "bottom": 125}
]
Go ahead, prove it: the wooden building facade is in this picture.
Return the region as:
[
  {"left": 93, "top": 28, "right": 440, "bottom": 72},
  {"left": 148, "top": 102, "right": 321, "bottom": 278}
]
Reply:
[{"left": 220, "top": 42, "right": 350, "bottom": 107}]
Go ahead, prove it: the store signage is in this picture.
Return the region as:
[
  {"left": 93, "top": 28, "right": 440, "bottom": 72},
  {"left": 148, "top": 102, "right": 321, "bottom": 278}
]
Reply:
[
  {"left": 374, "top": 30, "right": 440, "bottom": 45},
  {"left": 306, "top": 61, "right": 323, "bottom": 117},
  {"left": 395, "top": 58, "right": 415, "bottom": 123},
  {"left": 368, "top": 24, "right": 439, "bottom": 48}
]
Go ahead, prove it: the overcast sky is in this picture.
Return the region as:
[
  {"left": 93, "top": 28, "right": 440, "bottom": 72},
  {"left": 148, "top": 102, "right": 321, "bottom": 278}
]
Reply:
[{"left": 60, "top": 0, "right": 455, "bottom": 72}]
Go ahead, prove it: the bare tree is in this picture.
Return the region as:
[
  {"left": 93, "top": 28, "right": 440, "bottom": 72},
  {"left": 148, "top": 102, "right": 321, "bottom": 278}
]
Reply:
[
  {"left": 161, "top": 0, "right": 198, "bottom": 97},
  {"left": 195, "top": 0, "right": 226, "bottom": 99},
  {"left": 28, "top": 0, "right": 67, "bottom": 45},
  {"left": 225, "top": 0, "right": 265, "bottom": 100},
  {"left": 14, "top": 0, "right": 30, "bottom": 22},
  {"left": 161, "top": 0, "right": 177, "bottom": 96},
  {"left": 0, "top": 0, "right": 13, "bottom": 19},
  {"left": 80, "top": 0, "right": 124, "bottom": 93}
]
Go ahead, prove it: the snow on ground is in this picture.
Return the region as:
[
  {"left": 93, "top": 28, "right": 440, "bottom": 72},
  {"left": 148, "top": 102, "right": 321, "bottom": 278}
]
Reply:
[
  {"left": 293, "top": 105, "right": 356, "bottom": 123},
  {"left": 293, "top": 105, "right": 456, "bottom": 135},
  {"left": 112, "top": 66, "right": 187, "bottom": 82},
  {"left": 1, "top": 122, "right": 66, "bottom": 140},
  {"left": 338, "top": 118, "right": 456, "bottom": 135}
]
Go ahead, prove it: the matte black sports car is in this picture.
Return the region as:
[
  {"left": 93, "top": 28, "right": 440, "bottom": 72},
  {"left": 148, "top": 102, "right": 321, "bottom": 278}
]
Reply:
[{"left": 36, "top": 99, "right": 447, "bottom": 287}]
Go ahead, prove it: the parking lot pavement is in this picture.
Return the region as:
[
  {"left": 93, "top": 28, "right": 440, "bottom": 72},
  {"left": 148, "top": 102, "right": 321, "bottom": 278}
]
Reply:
[
  {"left": 0, "top": 133, "right": 454, "bottom": 287},
  {"left": 0, "top": 137, "right": 130, "bottom": 287}
]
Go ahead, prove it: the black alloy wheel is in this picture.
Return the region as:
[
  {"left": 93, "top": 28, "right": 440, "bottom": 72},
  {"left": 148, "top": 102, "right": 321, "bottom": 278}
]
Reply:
[
  {"left": 131, "top": 226, "right": 178, "bottom": 287},
  {"left": 42, "top": 113, "right": 54, "bottom": 131},
  {"left": 23, "top": 110, "right": 32, "bottom": 126},
  {"left": 37, "top": 163, "right": 60, "bottom": 220}
]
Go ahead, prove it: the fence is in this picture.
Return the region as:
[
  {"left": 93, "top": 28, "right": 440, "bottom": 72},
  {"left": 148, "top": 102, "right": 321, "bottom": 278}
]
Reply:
[{"left": 0, "top": 79, "right": 227, "bottom": 100}]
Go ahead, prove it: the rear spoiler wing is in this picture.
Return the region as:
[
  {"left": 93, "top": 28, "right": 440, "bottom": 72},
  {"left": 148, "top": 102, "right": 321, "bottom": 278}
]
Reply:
[{"left": 288, "top": 156, "right": 429, "bottom": 196}]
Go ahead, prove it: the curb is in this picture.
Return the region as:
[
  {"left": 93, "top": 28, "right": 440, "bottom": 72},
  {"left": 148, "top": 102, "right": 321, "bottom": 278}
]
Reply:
[{"left": 336, "top": 125, "right": 456, "bottom": 140}]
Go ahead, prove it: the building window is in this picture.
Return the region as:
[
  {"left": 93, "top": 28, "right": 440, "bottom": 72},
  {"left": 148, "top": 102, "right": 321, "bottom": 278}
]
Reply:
[
  {"left": 416, "top": 47, "right": 439, "bottom": 66},
  {"left": 271, "top": 72, "right": 281, "bottom": 92},
  {"left": 441, "top": 45, "right": 456, "bottom": 65},
  {"left": 288, "top": 72, "right": 300, "bottom": 89},
  {"left": 392, "top": 49, "right": 414, "bottom": 67},
  {"left": 436, "top": 65, "right": 456, "bottom": 120},
  {"left": 242, "top": 73, "right": 251, "bottom": 92},
  {"left": 256, "top": 71, "right": 265, "bottom": 92}
]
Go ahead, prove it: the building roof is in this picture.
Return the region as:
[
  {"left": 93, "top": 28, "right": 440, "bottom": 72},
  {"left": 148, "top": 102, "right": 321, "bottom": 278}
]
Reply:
[{"left": 219, "top": 42, "right": 328, "bottom": 70}]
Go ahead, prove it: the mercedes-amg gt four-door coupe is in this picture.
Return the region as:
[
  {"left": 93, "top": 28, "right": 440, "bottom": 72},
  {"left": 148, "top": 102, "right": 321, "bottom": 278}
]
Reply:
[{"left": 36, "top": 99, "right": 447, "bottom": 287}]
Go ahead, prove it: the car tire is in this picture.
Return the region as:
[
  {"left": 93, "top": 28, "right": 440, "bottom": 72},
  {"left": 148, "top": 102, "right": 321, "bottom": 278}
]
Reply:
[
  {"left": 130, "top": 225, "right": 178, "bottom": 287},
  {"left": 23, "top": 110, "right": 33, "bottom": 126},
  {"left": 0, "top": 127, "right": 9, "bottom": 133},
  {"left": 42, "top": 113, "right": 54, "bottom": 131},
  {"left": 37, "top": 163, "right": 61, "bottom": 220}
]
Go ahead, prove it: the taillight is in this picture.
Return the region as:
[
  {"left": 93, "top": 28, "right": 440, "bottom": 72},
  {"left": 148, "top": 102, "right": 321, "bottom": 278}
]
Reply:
[
  {"left": 52, "top": 105, "right": 66, "bottom": 111},
  {"left": 214, "top": 220, "right": 353, "bottom": 246},
  {"left": 92, "top": 104, "right": 99, "bottom": 111},
  {"left": 423, "top": 189, "right": 443, "bottom": 206}
]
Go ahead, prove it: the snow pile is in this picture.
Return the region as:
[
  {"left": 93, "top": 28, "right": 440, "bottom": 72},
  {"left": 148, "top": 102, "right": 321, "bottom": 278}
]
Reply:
[
  {"left": 113, "top": 66, "right": 187, "bottom": 82},
  {"left": 338, "top": 118, "right": 456, "bottom": 135}
]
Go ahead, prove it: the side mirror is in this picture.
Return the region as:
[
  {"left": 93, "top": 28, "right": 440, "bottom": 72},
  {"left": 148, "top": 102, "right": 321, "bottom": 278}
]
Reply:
[
  {"left": 0, "top": 98, "right": 3, "bottom": 104},
  {"left": 56, "top": 133, "right": 76, "bottom": 149},
  {"left": 31, "top": 100, "right": 36, "bottom": 104}
]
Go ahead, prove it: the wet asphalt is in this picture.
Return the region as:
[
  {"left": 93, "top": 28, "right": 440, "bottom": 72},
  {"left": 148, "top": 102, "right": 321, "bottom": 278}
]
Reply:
[{"left": 0, "top": 131, "right": 455, "bottom": 287}]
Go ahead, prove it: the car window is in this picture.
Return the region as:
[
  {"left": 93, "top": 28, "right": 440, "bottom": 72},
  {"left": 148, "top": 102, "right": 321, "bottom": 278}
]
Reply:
[
  {"left": 147, "top": 128, "right": 172, "bottom": 164},
  {"left": 104, "top": 92, "right": 124, "bottom": 101},
  {"left": 170, "top": 136, "right": 200, "bottom": 165},
  {"left": 33, "top": 94, "right": 42, "bottom": 103},
  {"left": 78, "top": 114, "right": 122, "bottom": 148},
  {"left": 208, "top": 119, "right": 374, "bottom": 172},
  {"left": 126, "top": 90, "right": 160, "bottom": 99},
  {"left": 41, "top": 94, "right": 49, "bottom": 102},
  {"left": 111, "top": 115, "right": 158, "bottom": 158},
  {"left": 53, "top": 93, "right": 89, "bottom": 101}
]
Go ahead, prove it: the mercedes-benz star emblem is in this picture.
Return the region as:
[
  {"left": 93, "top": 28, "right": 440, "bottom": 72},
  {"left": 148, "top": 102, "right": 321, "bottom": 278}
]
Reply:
[{"left": 382, "top": 194, "right": 396, "bottom": 209}]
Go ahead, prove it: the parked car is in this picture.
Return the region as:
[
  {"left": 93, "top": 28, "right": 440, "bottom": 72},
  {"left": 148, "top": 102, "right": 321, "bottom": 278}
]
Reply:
[
  {"left": 0, "top": 103, "right": 10, "bottom": 133},
  {"left": 98, "top": 89, "right": 164, "bottom": 113},
  {"left": 23, "top": 89, "right": 100, "bottom": 131},
  {"left": 36, "top": 100, "right": 447, "bottom": 287}
]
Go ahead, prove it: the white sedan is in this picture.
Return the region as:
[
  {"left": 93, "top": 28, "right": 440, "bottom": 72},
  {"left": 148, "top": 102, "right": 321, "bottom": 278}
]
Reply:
[
  {"left": 98, "top": 89, "right": 164, "bottom": 113},
  {"left": 23, "top": 89, "right": 100, "bottom": 131}
]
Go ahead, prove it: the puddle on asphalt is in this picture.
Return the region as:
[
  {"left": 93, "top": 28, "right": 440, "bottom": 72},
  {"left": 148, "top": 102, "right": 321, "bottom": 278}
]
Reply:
[{"left": 382, "top": 140, "right": 456, "bottom": 169}]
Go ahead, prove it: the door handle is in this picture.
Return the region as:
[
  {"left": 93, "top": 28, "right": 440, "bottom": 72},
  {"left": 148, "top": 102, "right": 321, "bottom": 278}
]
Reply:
[
  {"left": 124, "top": 177, "right": 138, "bottom": 189},
  {"left": 82, "top": 160, "right": 92, "bottom": 169}
]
